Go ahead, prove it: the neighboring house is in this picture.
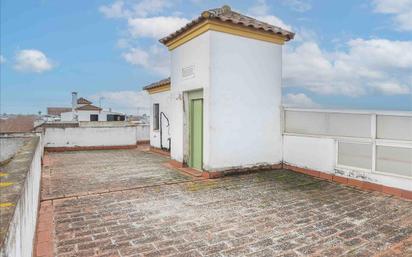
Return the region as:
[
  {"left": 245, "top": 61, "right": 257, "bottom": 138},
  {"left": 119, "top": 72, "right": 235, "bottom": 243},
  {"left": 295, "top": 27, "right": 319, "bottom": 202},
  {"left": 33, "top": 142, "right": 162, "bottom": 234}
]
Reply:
[
  {"left": 57, "top": 92, "right": 126, "bottom": 122},
  {"left": 144, "top": 5, "right": 294, "bottom": 171}
]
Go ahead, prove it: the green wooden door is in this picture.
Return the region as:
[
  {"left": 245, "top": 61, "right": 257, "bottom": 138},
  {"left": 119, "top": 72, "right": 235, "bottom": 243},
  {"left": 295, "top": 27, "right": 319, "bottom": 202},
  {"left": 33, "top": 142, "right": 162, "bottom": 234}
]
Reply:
[{"left": 190, "top": 98, "right": 203, "bottom": 170}]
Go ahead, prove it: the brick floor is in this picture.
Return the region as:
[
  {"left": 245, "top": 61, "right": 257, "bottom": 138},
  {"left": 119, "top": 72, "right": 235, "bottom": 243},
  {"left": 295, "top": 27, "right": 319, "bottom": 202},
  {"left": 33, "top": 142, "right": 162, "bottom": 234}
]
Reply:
[
  {"left": 41, "top": 149, "right": 196, "bottom": 200},
  {"left": 36, "top": 149, "right": 412, "bottom": 257}
]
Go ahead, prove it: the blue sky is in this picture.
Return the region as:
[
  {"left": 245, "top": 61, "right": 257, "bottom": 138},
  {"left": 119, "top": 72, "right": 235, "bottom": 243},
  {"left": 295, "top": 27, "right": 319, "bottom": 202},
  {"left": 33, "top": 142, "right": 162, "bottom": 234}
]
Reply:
[{"left": 1, "top": 0, "right": 411, "bottom": 114}]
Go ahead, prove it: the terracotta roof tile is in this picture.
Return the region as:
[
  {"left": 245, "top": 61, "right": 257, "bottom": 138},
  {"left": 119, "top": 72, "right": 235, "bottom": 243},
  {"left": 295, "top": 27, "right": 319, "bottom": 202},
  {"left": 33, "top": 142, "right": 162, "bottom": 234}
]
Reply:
[
  {"left": 143, "top": 77, "right": 171, "bottom": 90},
  {"left": 75, "top": 104, "right": 102, "bottom": 111},
  {"left": 77, "top": 97, "right": 92, "bottom": 104},
  {"left": 0, "top": 116, "right": 36, "bottom": 133},
  {"left": 47, "top": 107, "right": 72, "bottom": 116},
  {"left": 160, "top": 5, "right": 294, "bottom": 45}
]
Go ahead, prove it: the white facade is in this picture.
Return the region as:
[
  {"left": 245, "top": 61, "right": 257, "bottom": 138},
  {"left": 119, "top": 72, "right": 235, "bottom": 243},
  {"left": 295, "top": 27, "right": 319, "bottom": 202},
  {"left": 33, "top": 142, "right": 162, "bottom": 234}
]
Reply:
[
  {"left": 170, "top": 32, "right": 211, "bottom": 163},
  {"left": 149, "top": 91, "right": 172, "bottom": 149},
  {"left": 207, "top": 31, "right": 283, "bottom": 170},
  {"left": 60, "top": 110, "right": 124, "bottom": 122},
  {"left": 148, "top": 30, "right": 284, "bottom": 171}
]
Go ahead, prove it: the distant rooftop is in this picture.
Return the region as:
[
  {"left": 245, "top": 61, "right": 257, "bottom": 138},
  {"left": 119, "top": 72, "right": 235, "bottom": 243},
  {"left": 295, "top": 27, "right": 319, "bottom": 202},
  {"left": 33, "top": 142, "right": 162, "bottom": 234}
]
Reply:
[
  {"left": 47, "top": 107, "right": 72, "bottom": 116},
  {"left": 77, "top": 97, "right": 92, "bottom": 105},
  {"left": 75, "top": 104, "right": 102, "bottom": 111},
  {"left": 0, "top": 115, "right": 36, "bottom": 133}
]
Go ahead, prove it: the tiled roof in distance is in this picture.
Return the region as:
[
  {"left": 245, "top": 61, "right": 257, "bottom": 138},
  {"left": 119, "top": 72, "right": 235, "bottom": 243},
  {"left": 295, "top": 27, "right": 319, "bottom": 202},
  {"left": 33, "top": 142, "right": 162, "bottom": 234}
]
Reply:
[
  {"left": 75, "top": 104, "right": 102, "bottom": 111},
  {"left": 77, "top": 97, "right": 92, "bottom": 104},
  {"left": 47, "top": 107, "right": 72, "bottom": 116}
]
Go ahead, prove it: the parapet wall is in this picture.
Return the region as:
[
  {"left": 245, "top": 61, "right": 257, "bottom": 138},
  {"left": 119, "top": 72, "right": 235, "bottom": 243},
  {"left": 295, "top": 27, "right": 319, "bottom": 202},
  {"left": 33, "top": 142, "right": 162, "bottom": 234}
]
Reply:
[
  {"left": 42, "top": 122, "right": 149, "bottom": 150},
  {"left": 0, "top": 136, "right": 42, "bottom": 257},
  {"left": 282, "top": 108, "right": 412, "bottom": 192}
]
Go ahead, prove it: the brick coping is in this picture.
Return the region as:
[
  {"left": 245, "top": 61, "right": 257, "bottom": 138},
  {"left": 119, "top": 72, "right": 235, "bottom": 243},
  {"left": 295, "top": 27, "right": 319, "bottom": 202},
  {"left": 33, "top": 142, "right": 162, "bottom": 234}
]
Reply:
[
  {"left": 163, "top": 160, "right": 203, "bottom": 177},
  {"left": 149, "top": 147, "right": 171, "bottom": 157},
  {"left": 44, "top": 144, "right": 137, "bottom": 152},
  {"left": 33, "top": 201, "right": 54, "bottom": 257}
]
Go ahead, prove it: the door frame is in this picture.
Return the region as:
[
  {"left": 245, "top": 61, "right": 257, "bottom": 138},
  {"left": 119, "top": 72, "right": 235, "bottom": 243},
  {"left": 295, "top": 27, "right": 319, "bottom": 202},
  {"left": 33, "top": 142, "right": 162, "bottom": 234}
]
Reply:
[{"left": 187, "top": 90, "right": 203, "bottom": 170}]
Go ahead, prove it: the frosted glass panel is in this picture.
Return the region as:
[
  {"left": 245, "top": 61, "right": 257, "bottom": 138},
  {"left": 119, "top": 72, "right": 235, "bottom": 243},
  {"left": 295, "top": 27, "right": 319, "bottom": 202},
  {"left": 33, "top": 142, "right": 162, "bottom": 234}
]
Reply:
[
  {"left": 285, "top": 111, "right": 371, "bottom": 138},
  {"left": 377, "top": 115, "right": 412, "bottom": 141},
  {"left": 376, "top": 146, "right": 412, "bottom": 177},
  {"left": 338, "top": 142, "right": 372, "bottom": 169}
]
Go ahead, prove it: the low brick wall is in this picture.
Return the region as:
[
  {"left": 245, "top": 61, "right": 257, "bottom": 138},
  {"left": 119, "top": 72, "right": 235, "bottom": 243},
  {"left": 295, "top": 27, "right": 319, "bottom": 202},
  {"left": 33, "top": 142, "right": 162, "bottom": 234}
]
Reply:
[{"left": 0, "top": 136, "right": 42, "bottom": 257}]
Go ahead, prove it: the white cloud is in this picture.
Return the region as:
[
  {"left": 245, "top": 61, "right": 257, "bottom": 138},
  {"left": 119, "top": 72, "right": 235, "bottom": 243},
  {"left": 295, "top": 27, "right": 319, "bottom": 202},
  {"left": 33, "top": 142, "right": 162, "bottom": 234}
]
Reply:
[
  {"left": 132, "top": 0, "right": 173, "bottom": 17},
  {"left": 254, "top": 15, "right": 293, "bottom": 31},
  {"left": 283, "top": 39, "right": 412, "bottom": 96},
  {"left": 99, "top": 1, "right": 128, "bottom": 18},
  {"left": 128, "top": 16, "right": 189, "bottom": 38},
  {"left": 122, "top": 45, "right": 170, "bottom": 76},
  {"left": 249, "top": 0, "right": 270, "bottom": 16},
  {"left": 99, "top": 0, "right": 173, "bottom": 19},
  {"left": 248, "top": 0, "right": 293, "bottom": 31},
  {"left": 92, "top": 90, "right": 150, "bottom": 115},
  {"left": 0, "top": 55, "right": 5, "bottom": 64},
  {"left": 373, "top": 0, "right": 412, "bottom": 31},
  {"left": 100, "top": 1, "right": 188, "bottom": 75},
  {"left": 279, "top": 0, "right": 311, "bottom": 12},
  {"left": 374, "top": 81, "right": 410, "bottom": 95},
  {"left": 14, "top": 49, "right": 54, "bottom": 73},
  {"left": 283, "top": 93, "right": 320, "bottom": 108}
]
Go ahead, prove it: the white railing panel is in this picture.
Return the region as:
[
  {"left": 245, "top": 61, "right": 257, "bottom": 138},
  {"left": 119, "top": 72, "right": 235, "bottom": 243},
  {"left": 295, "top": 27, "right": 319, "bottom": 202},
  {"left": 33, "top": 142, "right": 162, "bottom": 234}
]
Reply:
[
  {"left": 337, "top": 142, "right": 373, "bottom": 170},
  {"left": 377, "top": 115, "right": 412, "bottom": 141},
  {"left": 376, "top": 146, "right": 412, "bottom": 178},
  {"left": 285, "top": 111, "right": 371, "bottom": 138}
]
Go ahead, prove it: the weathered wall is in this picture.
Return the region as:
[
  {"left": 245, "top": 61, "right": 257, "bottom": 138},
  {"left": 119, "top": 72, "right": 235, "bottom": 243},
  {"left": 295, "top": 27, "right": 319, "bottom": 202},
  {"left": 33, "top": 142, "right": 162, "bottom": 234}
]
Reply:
[
  {"left": 149, "top": 91, "right": 172, "bottom": 149},
  {"left": 168, "top": 30, "right": 284, "bottom": 170},
  {"left": 0, "top": 136, "right": 42, "bottom": 257},
  {"left": 0, "top": 137, "right": 28, "bottom": 163},
  {"left": 206, "top": 31, "right": 283, "bottom": 170},
  {"left": 136, "top": 124, "right": 150, "bottom": 143},
  {"left": 283, "top": 135, "right": 336, "bottom": 173},
  {"left": 43, "top": 124, "right": 149, "bottom": 148},
  {"left": 282, "top": 109, "right": 412, "bottom": 191},
  {"left": 170, "top": 32, "right": 211, "bottom": 162}
]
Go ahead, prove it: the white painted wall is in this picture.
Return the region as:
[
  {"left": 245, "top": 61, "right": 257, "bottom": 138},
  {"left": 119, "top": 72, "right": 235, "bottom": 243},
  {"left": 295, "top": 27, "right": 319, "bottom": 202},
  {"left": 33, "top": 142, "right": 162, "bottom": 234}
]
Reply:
[
  {"left": 149, "top": 91, "right": 172, "bottom": 149},
  {"left": 60, "top": 111, "right": 73, "bottom": 121},
  {"left": 283, "top": 135, "right": 336, "bottom": 172},
  {"left": 44, "top": 125, "right": 148, "bottom": 147},
  {"left": 136, "top": 124, "right": 150, "bottom": 143},
  {"left": 0, "top": 137, "right": 42, "bottom": 257},
  {"left": 170, "top": 32, "right": 211, "bottom": 162},
  {"left": 61, "top": 110, "right": 101, "bottom": 122},
  {"left": 282, "top": 108, "right": 412, "bottom": 191},
  {"left": 167, "top": 31, "right": 284, "bottom": 170},
  {"left": 61, "top": 111, "right": 126, "bottom": 122},
  {"left": 206, "top": 31, "right": 283, "bottom": 170}
]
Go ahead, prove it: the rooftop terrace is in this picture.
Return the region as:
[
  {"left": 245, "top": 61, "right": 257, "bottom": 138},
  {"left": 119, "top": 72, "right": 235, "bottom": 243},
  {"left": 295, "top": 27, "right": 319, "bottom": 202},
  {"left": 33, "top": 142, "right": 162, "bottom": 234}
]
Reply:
[{"left": 34, "top": 148, "right": 412, "bottom": 257}]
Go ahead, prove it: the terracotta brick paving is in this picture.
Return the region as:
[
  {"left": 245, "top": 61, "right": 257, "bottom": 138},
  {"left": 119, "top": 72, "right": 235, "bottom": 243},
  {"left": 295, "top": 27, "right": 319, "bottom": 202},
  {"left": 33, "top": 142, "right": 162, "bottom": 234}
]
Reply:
[
  {"left": 41, "top": 149, "right": 197, "bottom": 200},
  {"left": 35, "top": 149, "right": 412, "bottom": 257},
  {"left": 35, "top": 201, "right": 54, "bottom": 257}
]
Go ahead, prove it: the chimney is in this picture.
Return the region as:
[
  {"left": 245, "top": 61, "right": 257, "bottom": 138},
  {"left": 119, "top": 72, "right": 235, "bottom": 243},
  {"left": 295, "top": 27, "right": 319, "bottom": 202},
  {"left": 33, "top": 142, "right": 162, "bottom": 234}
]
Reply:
[{"left": 71, "top": 92, "right": 78, "bottom": 120}]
